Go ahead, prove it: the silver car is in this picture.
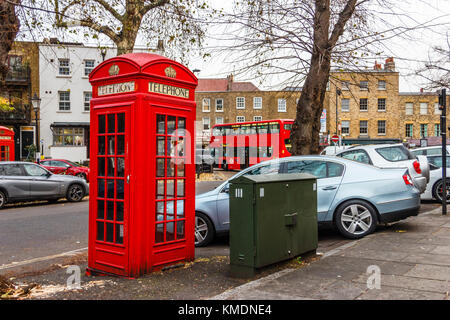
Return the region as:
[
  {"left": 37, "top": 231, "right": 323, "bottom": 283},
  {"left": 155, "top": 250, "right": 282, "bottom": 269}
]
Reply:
[
  {"left": 0, "top": 161, "right": 89, "bottom": 208},
  {"left": 420, "top": 156, "right": 450, "bottom": 202},
  {"left": 335, "top": 144, "right": 429, "bottom": 193},
  {"left": 195, "top": 156, "right": 420, "bottom": 246}
]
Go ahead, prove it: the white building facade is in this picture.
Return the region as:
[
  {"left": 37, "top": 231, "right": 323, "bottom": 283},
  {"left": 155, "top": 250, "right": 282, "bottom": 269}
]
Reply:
[{"left": 39, "top": 42, "right": 118, "bottom": 163}]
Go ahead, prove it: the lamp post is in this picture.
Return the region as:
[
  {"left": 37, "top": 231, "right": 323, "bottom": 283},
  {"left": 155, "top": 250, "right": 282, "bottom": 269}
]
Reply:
[
  {"left": 31, "top": 93, "right": 41, "bottom": 162},
  {"left": 335, "top": 87, "right": 342, "bottom": 151}
]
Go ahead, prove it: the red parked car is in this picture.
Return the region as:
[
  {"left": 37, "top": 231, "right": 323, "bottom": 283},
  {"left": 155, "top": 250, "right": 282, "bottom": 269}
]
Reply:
[{"left": 40, "top": 159, "right": 90, "bottom": 182}]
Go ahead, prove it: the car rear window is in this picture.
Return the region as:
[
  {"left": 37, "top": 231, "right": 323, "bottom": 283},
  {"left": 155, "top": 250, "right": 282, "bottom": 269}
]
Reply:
[{"left": 375, "top": 146, "right": 415, "bottom": 162}]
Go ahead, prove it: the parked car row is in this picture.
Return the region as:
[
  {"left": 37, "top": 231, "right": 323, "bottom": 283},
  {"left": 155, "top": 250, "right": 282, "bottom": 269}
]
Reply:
[
  {"left": 195, "top": 143, "right": 438, "bottom": 247},
  {"left": 0, "top": 161, "right": 89, "bottom": 208}
]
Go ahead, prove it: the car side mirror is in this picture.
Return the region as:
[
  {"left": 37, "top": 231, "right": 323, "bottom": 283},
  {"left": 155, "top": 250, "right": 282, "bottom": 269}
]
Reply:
[{"left": 221, "top": 186, "right": 229, "bottom": 194}]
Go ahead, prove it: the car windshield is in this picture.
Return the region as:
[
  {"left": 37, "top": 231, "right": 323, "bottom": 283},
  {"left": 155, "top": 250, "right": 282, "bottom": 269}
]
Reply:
[
  {"left": 376, "top": 146, "right": 415, "bottom": 162},
  {"left": 64, "top": 160, "right": 81, "bottom": 167}
]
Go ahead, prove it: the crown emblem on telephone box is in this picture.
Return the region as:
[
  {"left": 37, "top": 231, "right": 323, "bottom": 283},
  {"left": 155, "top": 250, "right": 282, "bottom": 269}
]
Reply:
[{"left": 164, "top": 66, "right": 176, "bottom": 78}]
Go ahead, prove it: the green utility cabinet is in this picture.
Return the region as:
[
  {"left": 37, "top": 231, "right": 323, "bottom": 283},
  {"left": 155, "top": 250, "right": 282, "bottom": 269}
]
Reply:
[{"left": 229, "top": 173, "right": 318, "bottom": 277}]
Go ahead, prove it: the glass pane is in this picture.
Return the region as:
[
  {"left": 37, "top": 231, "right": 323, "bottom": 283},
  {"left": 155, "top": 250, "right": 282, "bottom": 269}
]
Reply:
[
  {"left": 166, "top": 222, "right": 175, "bottom": 242},
  {"left": 177, "top": 180, "right": 185, "bottom": 197},
  {"left": 167, "top": 159, "right": 175, "bottom": 177},
  {"left": 177, "top": 220, "right": 185, "bottom": 240},
  {"left": 167, "top": 116, "right": 176, "bottom": 135},
  {"left": 157, "top": 115, "right": 165, "bottom": 134},
  {"left": 107, "top": 136, "right": 115, "bottom": 155},
  {"left": 98, "top": 136, "right": 105, "bottom": 155},
  {"left": 116, "top": 202, "right": 124, "bottom": 222},
  {"left": 116, "top": 180, "right": 124, "bottom": 199},
  {"left": 156, "top": 159, "right": 165, "bottom": 177},
  {"left": 117, "top": 135, "right": 124, "bottom": 155},
  {"left": 98, "top": 157, "right": 105, "bottom": 176},
  {"left": 177, "top": 161, "right": 185, "bottom": 177},
  {"left": 107, "top": 114, "right": 115, "bottom": 133},
  {"left": 106, "top": 223, "right": 114, "bottom": 242},
  {"left": 166, "top": 201, "right": 174, "bottom": 220},
  {"left": 97, "top": 200, "right": 104, "bottom": 219},
  {"left": 156, "top": 201, "right": 164, "bottom": 221},
  {"left": 116, "top": 158, "right": 125, "bottom": 177},
  {"left": 107, "top": 157, "right": 115, "bottom": 177},
  {"left": 115, "top": 224, "right": 124, "bottom": 244},
  {"left": 167, "top": 179, "right": 175, "bottom": 198},
  {"left": 178, "top": 118, "right": 186, "bottom": 136},
  {"left": 97, "top": 222, "right": 104, "bottom": 241},
  {"left": 107, "top": 201, "right": 114, "bottom": 220},
  {"left": 98, "top": 115, "right": 106, "bottom": 133},
  {"left": 98, "top": 179, "right": 105, "bottom": 198},
  {"left": 117, "top": 113, "right": 125, "bottom": 133},
  {"left": 177, "top": 138, "right": 185, "bottom": 157},
  {"left": 155, "top": 223, "right": 164, "bottom": 243},
  {"left": 156, "top": 180, "right": 164, "bottom": 199},
  {"left": 107, "top": 180, "right": 114, "bottom": 198},
  {"left": 157, "top": 136, "right": 165, "bottom": 156},
  {"left": 176, "top": 200, "right": 184, "bottom": 217}
]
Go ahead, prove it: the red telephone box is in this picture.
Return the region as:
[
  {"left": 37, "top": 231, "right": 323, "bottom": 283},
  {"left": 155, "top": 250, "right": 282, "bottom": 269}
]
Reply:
[
  {"left": 87, "top": 53, "right": 198, "bottom": 277},
  {"left": 0, "top": 126, "right": 15, "bottom": 161}
]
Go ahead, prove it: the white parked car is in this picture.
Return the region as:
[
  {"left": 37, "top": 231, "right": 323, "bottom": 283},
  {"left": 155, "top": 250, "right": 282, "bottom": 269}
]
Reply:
[
  {"left": 320, "top": 145, "right": 353, "bottom": 156},
  {"left": 410, "top": 145, "right": 450, "bottom": 157},
  {"left": 421, "top": 155, "right": 450, "bottom": 202},
  {"left": 335, "top": 144, "right": 430, "bottom": 193}
]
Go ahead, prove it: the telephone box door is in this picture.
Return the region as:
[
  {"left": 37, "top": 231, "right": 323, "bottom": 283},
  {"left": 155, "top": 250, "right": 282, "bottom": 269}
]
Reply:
[{"left": 90, "top": 107, "right": 130, "bottom": 276}]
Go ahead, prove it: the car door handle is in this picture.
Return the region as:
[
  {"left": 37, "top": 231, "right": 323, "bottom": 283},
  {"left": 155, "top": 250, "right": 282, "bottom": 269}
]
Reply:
[{"left": 322, "top": 186, "right": 337, "bottom": 191}]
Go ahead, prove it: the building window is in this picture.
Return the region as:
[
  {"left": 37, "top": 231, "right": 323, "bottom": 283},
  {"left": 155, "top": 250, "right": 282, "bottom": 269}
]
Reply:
[
  {"left": 341, "top": 98, "right": 350, "bottom": 112},
  {"left": 434, "top": 102, "right": 441, "bottom": 115},
  {"left": 53, "top": 127, "right": 84, "bottom": 146},
  {"left": 84, "top": 60, "right": 95, "bottom": 76},
  {"left": 360, "top": 120, "right": 368, "bottom": 135},
  {"left": 359, "top": 81, "right": 368, "bottom": 91},
  {"left": 58, "top": 59, "right": 70, "bottom": 75},
  {"left": 405, "top": 102, "right": 414, "bottom": 115},
  {"left": 215, "top": 116, "right": 223, "bottom": 125},
  {"left": 378, "top": 120, "right": 386, "bottom": 135},
  {"left": 253, "top": 116, "right": 262, "bottom": 122},
  {"left": 215, "top": 99, "right": 223, "bottom": 112},
  {"left": 83, "top": 92, "right": 92, "bottom": 111},
  {"left": 359, "top": 98, "right": 368, "bottom": 111},
  {"left": 202, "top": 117, "right": 210, "bottom": 130},
  {"left": 378, "top": 80, "right": 386, "bottom": 90},
  {"left": 420, "top": 102, "right": 428, "bottom": 115},
  {"left": 341, "top": 121, "right": 350, "bottom": 135},
  {"left": 435, "top": 123, "right": 441, "bottom": 137},
  {"left": 377, "top": 98, "right": 386, "bottom": 111},
  {"left": 236, "top": 97, "right": 245, "bottom": 109},
  {"left": 278, "top": 99, "right": 286, "bottom": 112},
  {"left": 236, "top": 116, "right": 245, "bottom": 123},
  {"left": 420, "top": 124, "right": 428, "bottom": 137},
  {"left": 253, "top": 97, "right": 262, "bottom": 109},
  {"left": 405, "top": 124, "right": 413, "bottom": 138},
  {"left": 202, "top": 98, "right": 210, "bottom": 112},
  {"left": 58, "top": 91, "right": 70, "bottom": 111}
]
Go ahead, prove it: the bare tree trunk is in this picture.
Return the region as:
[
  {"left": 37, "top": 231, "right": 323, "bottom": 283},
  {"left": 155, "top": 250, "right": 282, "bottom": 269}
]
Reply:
[
  {"left": 0, "top": 0, "right": 20, "bottom": 84},
  {"left": 290, "top": 0, "right": 331, "bottom": 155}
]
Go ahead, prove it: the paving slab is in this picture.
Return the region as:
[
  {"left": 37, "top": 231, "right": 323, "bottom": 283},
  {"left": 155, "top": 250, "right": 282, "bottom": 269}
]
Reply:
[
  {"left": 356, "top": 286, "right": 446, "bottom": 300},
  {"left": 402, "top": 253, "right": 450, "bottom": 266},
  {"left": 405, "top": 264, "right": 450, "bottom": 281}
]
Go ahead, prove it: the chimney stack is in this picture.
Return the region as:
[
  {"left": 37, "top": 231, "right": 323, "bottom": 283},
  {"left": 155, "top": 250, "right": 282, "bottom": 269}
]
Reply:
[
  {"left": 384, "top": 57, "right": 395, "bottom": 71},
  {"left": 373, "top": 61, "right": 382, "bottom": 70},
  {"left": 227, "top": 74, "right": 234, "bottom": 91}
]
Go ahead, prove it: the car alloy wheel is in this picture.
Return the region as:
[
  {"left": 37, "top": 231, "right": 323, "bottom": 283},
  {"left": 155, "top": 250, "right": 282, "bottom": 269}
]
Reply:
[
  {"left": 0, "top": 191, "right": 6, "bottom": 209},
  {"left": 67, "top": 184, "right": 84, "bottom": 202},
  {"left": 195, "top": 212, "right": 214, "bottom": 247},
  {"left": 336, "top": 200, "right": 377, "bottom": 239},
  {"left": 433, "top": 180, "right": 450, "bottom": 203}
]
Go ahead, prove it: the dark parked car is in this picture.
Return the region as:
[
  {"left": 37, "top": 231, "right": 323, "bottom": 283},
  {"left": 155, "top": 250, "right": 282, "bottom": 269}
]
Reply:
[{"left": 0, "top": 162, "right": 89, "bottom": 209}]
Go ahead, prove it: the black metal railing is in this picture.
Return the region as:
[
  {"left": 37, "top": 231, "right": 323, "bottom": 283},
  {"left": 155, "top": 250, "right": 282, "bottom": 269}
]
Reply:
[
  {"left": 0, "top": 103, "right": 31, "bottom": 122},
  {"left": 5, "top": 66, "right": 31, "bottom": 83}
]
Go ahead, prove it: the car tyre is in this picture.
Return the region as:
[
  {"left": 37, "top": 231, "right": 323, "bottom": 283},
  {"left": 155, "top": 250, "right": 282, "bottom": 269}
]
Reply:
[
  {"left": 335, "top": 200, "right": 377, "bottom": 239},
  {"left": 195, "top": 212, "right": 214, "bottom": 247},
  {"left": 0, "top": 191, "right": 7, "bottom": 209},
  {"left": 432, "top": 179, "right": 450, "bottom": 203},
  {"left": 66, "top": 183, "right": 85, "bottom": 202}
]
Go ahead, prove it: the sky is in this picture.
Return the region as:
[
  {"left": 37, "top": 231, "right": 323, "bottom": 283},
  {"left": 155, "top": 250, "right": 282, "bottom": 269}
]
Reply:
[{"left": 187, "top": 0, "right": 450, "bottom": 92}]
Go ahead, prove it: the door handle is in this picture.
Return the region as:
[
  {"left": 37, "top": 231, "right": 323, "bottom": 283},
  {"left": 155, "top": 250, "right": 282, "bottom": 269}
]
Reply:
[
  {"left": 322, "top": 186, "right": 337, "bottom": 191},
  {"left": 126, "top": 175, "right": 130, "bottom": 184}
]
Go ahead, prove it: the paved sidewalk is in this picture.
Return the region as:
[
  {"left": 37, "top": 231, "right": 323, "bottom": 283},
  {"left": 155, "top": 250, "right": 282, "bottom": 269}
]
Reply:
[{"left": 212, "top": 208, "right": 450, "bottom": 300}]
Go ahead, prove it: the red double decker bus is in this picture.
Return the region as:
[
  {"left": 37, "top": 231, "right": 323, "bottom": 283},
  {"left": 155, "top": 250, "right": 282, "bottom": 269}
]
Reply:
[{"left": 209, "top": 119, "right": 294, "bottom": 170}]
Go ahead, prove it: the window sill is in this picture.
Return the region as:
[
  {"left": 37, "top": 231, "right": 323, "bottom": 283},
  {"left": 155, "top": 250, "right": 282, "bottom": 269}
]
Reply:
[
  {"left": 202, "top": 110, "right": 211, "bottom": 113},
  {"left": 215, "top": 110, "right": 224, "bottom": 113},
  {"left": 56, "top": 75, "right": 72, "bottom": 78},
  {"left": 253, "top": 107, "right": 263, "bottom": 110},
  {"left": 360, "top": 110, "right": 368, "bottom": 112},
  {"left": 57, "top": 110, "right": 72, "bottom": 113},
  {"left": 378, "top": 110, "right": 386, "bottom": 112},
  {"left": 82, "top": 111, "right": 90, "bottom": 113},
  {"left": 51, "top": 145, "right": 85, "bottom": 148}
]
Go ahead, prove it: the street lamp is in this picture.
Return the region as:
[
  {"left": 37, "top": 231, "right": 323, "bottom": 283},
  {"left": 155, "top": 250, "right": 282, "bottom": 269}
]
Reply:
[
  {"left": 31, "top": 92, "right": 41, "bottom": 162},
  {"left": 335, "top": 87, "right": 342, "bottom": 146}
]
